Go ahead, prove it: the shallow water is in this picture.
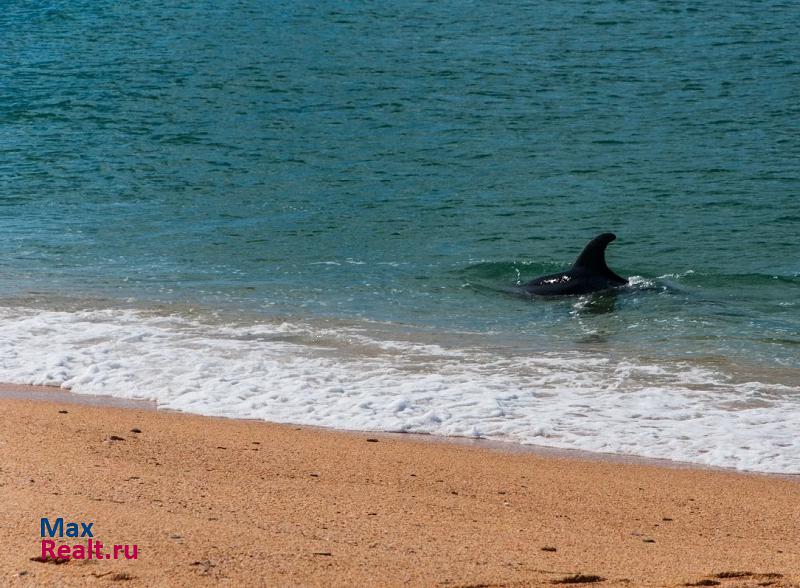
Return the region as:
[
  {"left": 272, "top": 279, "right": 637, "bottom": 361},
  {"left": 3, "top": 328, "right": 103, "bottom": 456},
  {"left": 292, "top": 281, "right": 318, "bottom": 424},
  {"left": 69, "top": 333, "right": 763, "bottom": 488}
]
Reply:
[{"left": 1, "top": 0, "right": 798, "bottom": 472}]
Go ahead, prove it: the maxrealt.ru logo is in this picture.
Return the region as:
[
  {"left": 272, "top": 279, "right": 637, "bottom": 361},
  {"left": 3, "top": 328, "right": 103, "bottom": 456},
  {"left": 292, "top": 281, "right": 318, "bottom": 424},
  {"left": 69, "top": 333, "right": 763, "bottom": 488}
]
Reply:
[{"left": 39, "top": 518, "right": 138, "bottom": 561}]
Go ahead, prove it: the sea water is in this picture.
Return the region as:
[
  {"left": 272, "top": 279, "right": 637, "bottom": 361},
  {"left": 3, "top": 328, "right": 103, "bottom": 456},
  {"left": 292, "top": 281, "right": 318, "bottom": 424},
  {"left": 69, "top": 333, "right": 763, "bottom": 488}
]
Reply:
[{"left": 1, "top": 0, "right": 798, "bottom": 472}]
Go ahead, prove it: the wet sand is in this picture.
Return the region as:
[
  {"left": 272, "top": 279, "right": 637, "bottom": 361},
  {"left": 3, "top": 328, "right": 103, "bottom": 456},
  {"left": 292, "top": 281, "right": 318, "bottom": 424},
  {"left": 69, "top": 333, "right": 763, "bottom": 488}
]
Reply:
[{"left": 1, "top": 385, "right": 798, "bottom": 587}]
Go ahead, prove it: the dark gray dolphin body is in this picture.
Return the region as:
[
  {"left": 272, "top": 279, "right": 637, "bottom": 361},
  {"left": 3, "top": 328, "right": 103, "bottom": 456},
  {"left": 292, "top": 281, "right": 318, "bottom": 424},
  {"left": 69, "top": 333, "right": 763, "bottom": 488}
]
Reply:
[{"left": 524, "top": 233, "right": 627, "bottom": 296}]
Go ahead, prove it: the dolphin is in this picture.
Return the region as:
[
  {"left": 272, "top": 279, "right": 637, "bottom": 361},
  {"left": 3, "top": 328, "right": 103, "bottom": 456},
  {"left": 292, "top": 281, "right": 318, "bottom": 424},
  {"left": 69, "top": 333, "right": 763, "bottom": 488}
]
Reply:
[{"left": 523, "top": 233, "right": 627, "bottom": 296}]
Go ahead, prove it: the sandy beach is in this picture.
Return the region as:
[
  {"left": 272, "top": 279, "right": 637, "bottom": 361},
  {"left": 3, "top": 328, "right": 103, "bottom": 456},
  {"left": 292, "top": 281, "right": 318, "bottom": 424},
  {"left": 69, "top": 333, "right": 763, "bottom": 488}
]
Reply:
[{"left": 1, "top": 385, "right": 798, "bottom": 588}]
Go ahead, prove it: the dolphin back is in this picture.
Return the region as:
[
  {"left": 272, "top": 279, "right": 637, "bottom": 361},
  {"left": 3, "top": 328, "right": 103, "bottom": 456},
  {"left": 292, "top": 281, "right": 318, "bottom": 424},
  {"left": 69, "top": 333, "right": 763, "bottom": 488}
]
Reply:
[{"left": 522, "top": 232, "right": 628, "bottom": 296}]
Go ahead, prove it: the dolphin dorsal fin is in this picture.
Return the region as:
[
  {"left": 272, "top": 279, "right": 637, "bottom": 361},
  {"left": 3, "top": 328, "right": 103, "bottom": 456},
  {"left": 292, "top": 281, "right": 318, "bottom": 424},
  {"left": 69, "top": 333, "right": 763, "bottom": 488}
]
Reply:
[{"left": 572, "top": 233, "right": 619, "bottom": 274}]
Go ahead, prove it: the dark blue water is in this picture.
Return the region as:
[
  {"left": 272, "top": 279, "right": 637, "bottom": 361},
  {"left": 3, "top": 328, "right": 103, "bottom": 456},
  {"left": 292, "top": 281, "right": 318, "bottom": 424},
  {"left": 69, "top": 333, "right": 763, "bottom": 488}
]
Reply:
[{"left": 1, "top": 2, "right": 798, "bottom": 434}]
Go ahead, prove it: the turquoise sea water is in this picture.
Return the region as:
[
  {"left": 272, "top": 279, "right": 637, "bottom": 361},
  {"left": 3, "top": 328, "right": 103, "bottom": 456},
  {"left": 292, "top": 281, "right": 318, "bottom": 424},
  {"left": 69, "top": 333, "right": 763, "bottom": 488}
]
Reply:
[{"left": 1, "top": 1, "right": 798, "bottom": 471}]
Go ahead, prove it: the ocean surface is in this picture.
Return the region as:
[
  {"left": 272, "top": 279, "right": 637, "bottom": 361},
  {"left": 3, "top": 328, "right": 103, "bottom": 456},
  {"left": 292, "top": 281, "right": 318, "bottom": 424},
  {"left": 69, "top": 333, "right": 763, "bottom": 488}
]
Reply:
[{"left": 1, "top": 0, "right": 798, "bottom": 472}]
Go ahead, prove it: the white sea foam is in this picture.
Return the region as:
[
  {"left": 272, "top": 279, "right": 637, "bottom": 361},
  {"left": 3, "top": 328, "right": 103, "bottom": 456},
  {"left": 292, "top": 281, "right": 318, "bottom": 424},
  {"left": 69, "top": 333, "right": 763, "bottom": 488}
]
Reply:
[{"left": 1, "top": 305, "right": 798, "bottom": 474}]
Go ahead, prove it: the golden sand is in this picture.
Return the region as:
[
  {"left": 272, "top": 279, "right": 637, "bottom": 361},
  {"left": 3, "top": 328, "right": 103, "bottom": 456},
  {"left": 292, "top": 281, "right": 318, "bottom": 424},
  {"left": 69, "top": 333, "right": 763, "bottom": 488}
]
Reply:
[{"left": 1, "top": 386, "right": 798, "bottom": 587}]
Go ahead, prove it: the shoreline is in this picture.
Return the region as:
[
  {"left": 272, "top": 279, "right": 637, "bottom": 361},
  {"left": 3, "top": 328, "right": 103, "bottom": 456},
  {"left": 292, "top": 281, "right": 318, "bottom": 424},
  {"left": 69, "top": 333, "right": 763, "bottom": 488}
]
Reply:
[
  {"left": 1, "top": 383, "right": 796, "bottom": 481},
  {"left": 2, "top": 299, "right": 797, "bottom": 475},
  {"left": 2, "top": 384, "right": 799, "bottom": 586}
]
